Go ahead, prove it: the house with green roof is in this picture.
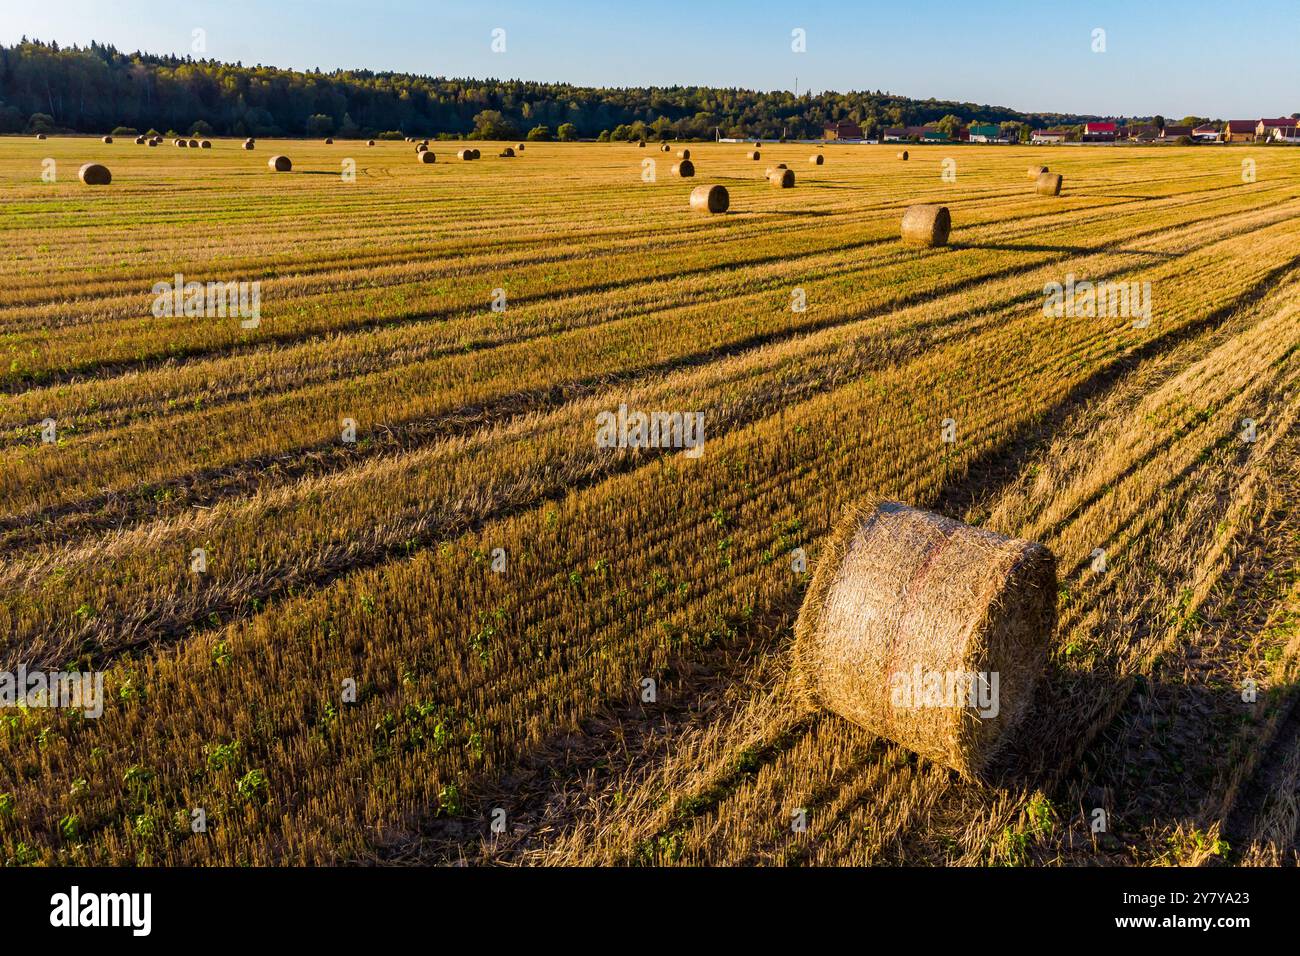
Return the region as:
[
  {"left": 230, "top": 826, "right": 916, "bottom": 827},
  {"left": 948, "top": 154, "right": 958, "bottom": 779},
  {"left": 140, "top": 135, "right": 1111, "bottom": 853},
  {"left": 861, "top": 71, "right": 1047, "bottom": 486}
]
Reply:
[{"left": 967, "top": 123, "right": 1005, "bottom": 143}]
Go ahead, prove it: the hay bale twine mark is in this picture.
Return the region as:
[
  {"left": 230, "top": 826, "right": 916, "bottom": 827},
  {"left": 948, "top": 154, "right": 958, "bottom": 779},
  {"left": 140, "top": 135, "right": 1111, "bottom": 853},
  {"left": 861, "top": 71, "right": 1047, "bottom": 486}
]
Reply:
[
  {"left": 689, "top": 184, "right": 729, "bottom": 214},
  {"left": 900, "top": 204, "right": 952, "bottom": 247},
  {"left": 810, "top": 153, "right": 825, "bottom": 165},
  {"left": 78, "top": 163, "right": 112, "bottom": 185},
  {"left": 1035, "top": 172, "right": 1063, "bottom": 196},
  {"left": 793, "top": 500, "right": 1057, "bottom": 777},
  {"left": 418, "top": 151, "right": 437, "bottom": 164},
  {"left": 745, "top": 150, "right": 761, "bottom": 160},
  {"left": 1027, "top": 164, "right": 1049, "bottom": 179},
  {"left": 676, "top": 148, "right": 691, "bottom": 160},
  {"left": 768, "top": 168, "right": 795, "bottom": 188},
  {"left": 102, "top": 135, "right": 113, "bottom": 144},
  {"left": 267, "top": 155, "right": 292, "bottom": 172},
  {"left": 897, "top": 150, "right": 909, "bottom": 160},
  {"left": 671, "top": 159, "right": 695, "bottom": 178}
]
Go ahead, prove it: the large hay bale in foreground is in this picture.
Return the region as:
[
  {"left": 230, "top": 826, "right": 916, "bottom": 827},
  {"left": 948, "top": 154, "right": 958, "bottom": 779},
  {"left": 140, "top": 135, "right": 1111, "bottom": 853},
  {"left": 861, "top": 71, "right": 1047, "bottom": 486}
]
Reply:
[
  {"left": 102, "top": 135, "right": 113, "bottom": 144},
  {"left": 794, "top": 500, "right": 1057, "bottom": 777},
  {"left": 267, "top": 155, "right": 292, "bottom": 172},
  {"left": 745, "top": 150, "right": 760, "bottom": 160},
  {"left": 810, "top": 153, "right": 824, "bottom": 165},
  {"left": 1035, "top": 172, "right": 1063, "bottom": 196},
  {"left": 897, "top": 150, "right": 909, "bottom": 160},
  {"left": 672, "top": 159, "right": 695, "bottom": 177},
  {"left": 768, "top": 168, "right": 795, "bottom": 188},
  {"left": 418, "top": 151, "right": 436, "bottom": 164},
  {"left": 900, "top": 204, "right": 952, "bottom": 247},
  {"left": 1027, "top": 164, "right": 1049, "bottom": 179},
  {"left": 78, "top": 163, "right": 112, "bottom": 185},
  {"left": 689, "top": 184, "right": 729, "bottom": 214}
]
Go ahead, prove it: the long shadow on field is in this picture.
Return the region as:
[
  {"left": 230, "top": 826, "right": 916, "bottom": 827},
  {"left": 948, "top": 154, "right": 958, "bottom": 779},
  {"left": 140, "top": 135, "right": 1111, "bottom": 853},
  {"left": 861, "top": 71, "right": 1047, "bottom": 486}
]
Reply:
[
  {"left": 951, "top": 241, "right": 1178, "bottom": 259},
  {"left": 360, "top": 258, "right": 1300, "bottom": 865}
]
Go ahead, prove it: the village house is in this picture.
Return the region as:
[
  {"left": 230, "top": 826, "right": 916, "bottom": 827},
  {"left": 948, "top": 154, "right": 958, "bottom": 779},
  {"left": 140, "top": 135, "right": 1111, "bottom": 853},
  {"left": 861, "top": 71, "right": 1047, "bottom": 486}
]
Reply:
[
  {"left": 1031, "top": 129, "right": 1068, "bottom": 144},
  {"left": 967, "top": 123, "right": 1005, "bottom": 143},
  {"left": 1192, "top": 124, "right": 1221, "bottom": 142},
  {"left": 1257, "top": 118, "right": 1300, "bottom": 142},
  {"left": 1082, "top": 121, "right": 1117, "bottom": 142},
  {"left": 1224, "top": 120, "right": 1256, "bottom": 143},
  {"left": 823, "top": 120, "right": 864, "bottom": 140},
  {"left": 881, "top": 127, "right": 905, "bottom": 141},
  {"left": 1159, "top": 124, "right": 1193, "bottom": 139}
]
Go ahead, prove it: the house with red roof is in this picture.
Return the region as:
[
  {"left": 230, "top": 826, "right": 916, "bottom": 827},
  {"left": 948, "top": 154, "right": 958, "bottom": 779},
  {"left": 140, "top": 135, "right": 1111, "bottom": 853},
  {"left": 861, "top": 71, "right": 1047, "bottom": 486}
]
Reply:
[
  {"left": 1082, "top": 121, "right": 1117, "bottom": 142},
  {"left": 1224, "top": 120, "right": 1257, "bottom": 143},
  {"left": 1257, "top": 118, "right": 1300, "bottom": 142}
]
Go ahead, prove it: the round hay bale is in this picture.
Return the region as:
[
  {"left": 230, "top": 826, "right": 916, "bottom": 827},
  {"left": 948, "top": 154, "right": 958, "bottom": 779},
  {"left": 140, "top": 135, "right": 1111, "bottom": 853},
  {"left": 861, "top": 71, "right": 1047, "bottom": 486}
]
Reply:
[
  {"left": 517, "top": 143, "right": 525, "bottom": 151},
  {"left": 676, "top": 148, "right": 691, "bottom": 159},
  {"left": 102, "top": 135, "right": 113, "bottom": 144},
  {"left": 324, "top": 137, "right": 333, "bottom": 144},
  {"left": 1035, "top": 172, "right": 1063, "bottom": 196},
  {"left": 176, "top": 140, "right": 187, "bottom": 148},
  {"left": 148, "top": 139, "right": 159, "bottom": 147},
  {"left": 897, "top": 150, "right": 909, "bottom": 160},
  {"left": 768, "top": 168, "right": 795, "bottom": 188},
  {"left": 689, "top": 184, "right": 729, "bottom": 214},
  {"left": 188, "top": 139, "right": 199, "bottom": 148},
  {"left": 660, "top": 143, "right": 670, "bottom": 152},
  {"left": 810, "top": 153, "right": 824, "bottom": 165},
  {"left": 243, "top": 140, "right": 255, "bottom": 150},
  {"left": 78, "top": 163, "right": 112, "bottom": 185},
  {"left": 793, "top": 500, "right": 1057, "bottom": 777},
  {"left": 418, "top": 151, "right": 437, "bottom": 164},
  {"left": 135, "top": 135, "right": 145, "bottom": 144},
  {"left": 499, "top": 146, "right": 515, "bottom": 157},
  {"left": 457, "top": 148, "right": 480, "bottom": 161},
  {"left": 637, "top": 139, "right": 646, "bottom": 147},
  {"left": 36, "top": 133, "right": 47, "bottom": 140},
  {"left": 267, "top": 155, "right": 292, "bottom": 172},
  {"left": 900, "top": 204, "right": 952, "bottom": 247},
  {"left": 368, "top": 139, "right": 375, "bottom": 146},
  {"left": 416, "top": 143, "right": 428, "bottom": 153},
  {"left": 200, "top": 140, "right": 211, "bottom": 148},
  {"left": 671, "top": 159, "right": 695, "bottom": 178},
  {"left": 745, "top": 150, "right": 761, "bottom": 160},
  {"left": 753, "top": 140, "right": 762, "bottom": 147},
  {"left": 1027, "top": 164, "right": 1049, "bottom": 179}
]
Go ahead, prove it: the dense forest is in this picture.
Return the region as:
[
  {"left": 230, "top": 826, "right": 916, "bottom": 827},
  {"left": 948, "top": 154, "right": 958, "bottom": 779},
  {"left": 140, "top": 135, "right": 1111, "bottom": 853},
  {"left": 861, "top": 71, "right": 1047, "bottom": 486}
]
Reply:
[{"left": 0, "top": 39, "right": 1100, "bottom": 140}]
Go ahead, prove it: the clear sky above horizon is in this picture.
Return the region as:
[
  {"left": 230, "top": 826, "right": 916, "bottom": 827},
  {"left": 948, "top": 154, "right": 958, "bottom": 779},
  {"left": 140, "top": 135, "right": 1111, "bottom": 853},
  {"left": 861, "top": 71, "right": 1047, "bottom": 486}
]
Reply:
[{"left": 3, "top": 0, "right": 1296, "bottom": 119}]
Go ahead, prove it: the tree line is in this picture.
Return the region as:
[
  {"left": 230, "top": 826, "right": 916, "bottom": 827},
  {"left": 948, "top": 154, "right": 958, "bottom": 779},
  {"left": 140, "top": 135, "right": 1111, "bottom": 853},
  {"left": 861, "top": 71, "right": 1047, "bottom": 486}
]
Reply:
[{"left": 0, "top": 39, "right": 1105, "bottom": 141}]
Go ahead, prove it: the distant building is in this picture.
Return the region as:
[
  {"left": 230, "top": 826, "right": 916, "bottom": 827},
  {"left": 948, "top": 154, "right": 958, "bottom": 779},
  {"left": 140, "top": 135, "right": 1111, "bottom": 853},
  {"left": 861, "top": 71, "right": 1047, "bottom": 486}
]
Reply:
[
  {"left": 882, "top": 127, "right": 906, "bottom": 141},
  {"left": 1224, "top": 120, "right": 1257, "bottom": 143},
  {"left": 823, "top": 121, "right": 863, "bottom": 140},
  {"left": 1082, "top": 122, "right": 1117, "bottom": 142},
  {"left": 1257, "top": 118, "right": 1298, "bottom": 141},
  {"left": 1160, "top": 124, "right": 1194, "bottom": 139},
  {"left": 1118, "top": 124, "right": 1158, "bottom": 141},
  {"left": 1192, "top": 124, "right": 1221, "bottom": 142},
  {"left": 1031, "top": 129, "right": 1068, "bottom": 144},
  {"left": 967, "top": 123, "right": 1004, "bottom": 143}
]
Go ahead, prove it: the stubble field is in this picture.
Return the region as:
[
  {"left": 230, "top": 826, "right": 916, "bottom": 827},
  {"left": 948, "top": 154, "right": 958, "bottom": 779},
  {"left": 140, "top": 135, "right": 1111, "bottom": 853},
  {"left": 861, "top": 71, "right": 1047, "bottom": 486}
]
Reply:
[{"left": 1, "top": 138, "right": 1297, "bottom": 866}]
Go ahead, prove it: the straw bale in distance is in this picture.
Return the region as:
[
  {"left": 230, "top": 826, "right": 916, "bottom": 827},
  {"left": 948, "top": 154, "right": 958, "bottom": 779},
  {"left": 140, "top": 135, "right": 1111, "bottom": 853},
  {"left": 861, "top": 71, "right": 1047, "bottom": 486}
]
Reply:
[
  {"left": 672, "top": 160, "right": 695, "bottom": 177},
  {"left": 243, "top": 140, "right": 255, "bottom": 150},
  {"left": 200, "top": 140, "right": 211, "bottom": 148},
  {"left": 134, "top": 135, "right": 145, "bottom": 144},
  {"left": 456, "top": 148, "right": 477, "bottom": 160},
  {"left": 148, "top": 139, "right": 159, "bottom": 147},
  {"left": 810, "top": 153, "right": 824, "bottom": 165},
  {"left": 517, "top": 143, "right": 525, "bottom": 150},
  {"left": 416, "top": 143, "right": 427, "bottom": 153},
  {"left": 793, "top": 500, "right": 1057, "bottom": 778},
  {"left": 746, "top": 150, "right": 760, "bottom": 160},
  {"left": 36, "top": 133, "right": 46, "bottom": 140},
  {"left": 367, "top": 139, "right": 375, "bottom": 146},
  {"left": 418, "top": 151, "right": 436, "bottom": 164},
  {"left": 689, "top": 184, "right": 729, "bottom": 213},
  {"left": 500, "top": 146, "right": 515, "bottom": 157},
  {"left": 660, "top": 143, "right": 670, "bottom": 152},
  {"left": 1027, "top": 164, "right": 1049, "bottom": 179},
  {"left": 768, "top": 168, "right": 795, "bottom": 188},
  {"left": 637, "top": 139, "right": 646, "bottom": 147},
  {"left": 897, "top": 150, "right": 909, "bottom": 160},
  {"left": 267, "top": 155, "right": 292, "bottom": 172},
  {"left": 900, "top": 204, "right": 952, "bottom": 247},
  {"left": 102, "top": 135, "right": 113, "bottom": 144},
  {"left": 78, "top": 163, "right": 112, "bottom": 185},
  {"left": 324, "top": 137, "right": 333, "bottom": 144},
  {"left": 188, "top": 138, "right": 199, "bottom": 147},
  {"left": 1035, "top": 172, "right": 1063, "bottom": 196},
  {"left": 677, "top": 148, "right": 691, "bottom": 159}
]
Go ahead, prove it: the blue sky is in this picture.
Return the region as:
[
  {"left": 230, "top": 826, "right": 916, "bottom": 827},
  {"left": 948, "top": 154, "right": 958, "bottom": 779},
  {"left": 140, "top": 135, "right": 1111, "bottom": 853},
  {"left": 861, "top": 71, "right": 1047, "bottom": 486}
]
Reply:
[{"left": 3, "top": 0, "right": 1297, "bottom": 118}]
